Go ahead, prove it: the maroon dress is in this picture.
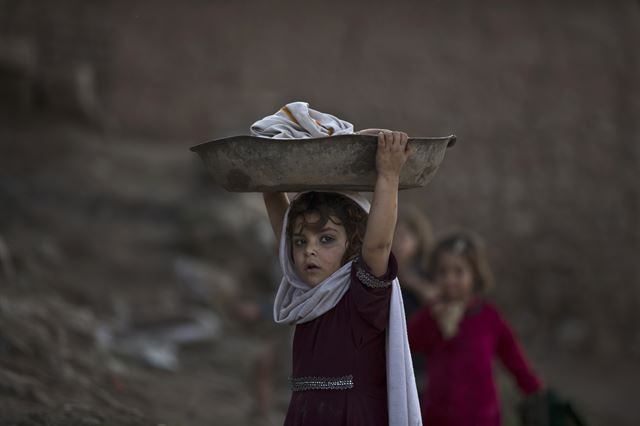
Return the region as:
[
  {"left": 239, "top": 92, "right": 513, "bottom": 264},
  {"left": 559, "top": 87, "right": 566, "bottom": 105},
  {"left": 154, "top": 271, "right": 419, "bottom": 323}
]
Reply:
[{"left": 283, "top": 254, "right": 397, "bottom": 426}]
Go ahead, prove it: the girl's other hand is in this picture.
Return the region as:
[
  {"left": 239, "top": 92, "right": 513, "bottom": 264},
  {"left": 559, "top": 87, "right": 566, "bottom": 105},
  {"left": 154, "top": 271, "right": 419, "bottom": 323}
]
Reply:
[
  {"left": 376, "top": 131, "right": 413, "bottom": 180},
  {"left": 262, "top": 192, "right": 290, "bottom": 248}
]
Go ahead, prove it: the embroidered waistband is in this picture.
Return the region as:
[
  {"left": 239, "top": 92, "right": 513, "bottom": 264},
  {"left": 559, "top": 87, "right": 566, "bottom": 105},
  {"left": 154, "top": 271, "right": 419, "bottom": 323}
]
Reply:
[{"left": 290, "top": 374, "right": 354, "bottom": 392}]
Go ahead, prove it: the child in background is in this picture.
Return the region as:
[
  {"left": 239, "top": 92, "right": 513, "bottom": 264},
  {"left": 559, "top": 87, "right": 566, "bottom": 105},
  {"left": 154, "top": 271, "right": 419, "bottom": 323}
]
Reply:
[
  {"left": 263, "top": 130, "right": 422, "bottom": 426},
  {"left": 392, "top": 205, "right": 435, "bottom": 319},
  {"left": 392, "top": 205, "right": 436, "bottom": 399},
  {"left": 408, "top": 232, "right": 542, "bottom": 426}
]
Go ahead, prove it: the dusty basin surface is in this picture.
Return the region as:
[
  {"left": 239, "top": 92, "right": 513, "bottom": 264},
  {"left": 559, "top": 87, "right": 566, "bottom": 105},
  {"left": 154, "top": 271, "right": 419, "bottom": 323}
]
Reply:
[{"left": 190, "top": 134, "right": 456, "bottom": 192}]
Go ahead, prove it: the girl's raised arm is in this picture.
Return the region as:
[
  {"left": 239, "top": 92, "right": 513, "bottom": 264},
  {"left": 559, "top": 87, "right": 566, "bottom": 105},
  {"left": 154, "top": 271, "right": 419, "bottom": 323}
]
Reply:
[
  {"left": 263, "top": 192, "right": 289, "bottom": 250},
  {"left": 362, "top": 131, "right": 413, "bottom": 276}
]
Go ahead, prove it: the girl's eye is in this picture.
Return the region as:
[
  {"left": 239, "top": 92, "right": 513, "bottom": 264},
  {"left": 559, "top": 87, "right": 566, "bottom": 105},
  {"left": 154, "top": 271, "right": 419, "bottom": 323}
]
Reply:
[
  {"left": 293, "top": 239, "right": 306, "bottom": 246},
  {"left": 320, "top": 235, "right": 335, "bottom": 243}
]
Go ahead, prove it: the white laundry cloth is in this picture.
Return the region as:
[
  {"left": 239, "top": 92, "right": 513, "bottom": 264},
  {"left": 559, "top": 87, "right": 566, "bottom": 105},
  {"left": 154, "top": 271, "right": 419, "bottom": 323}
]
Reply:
[{"left": 251, "top": 101, "right": 354, "bottom": 139}]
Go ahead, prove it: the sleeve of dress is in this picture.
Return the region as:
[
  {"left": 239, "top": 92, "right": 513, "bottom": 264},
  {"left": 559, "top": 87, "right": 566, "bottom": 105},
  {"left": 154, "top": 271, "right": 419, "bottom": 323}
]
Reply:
[
  {"left": 349, "top": 252, "right": 396, "bottom": 332},
  {"left": 494, "top": 310, "right": 542, "bottom": 395},
  {"left": 408, "top": 306, "right": 438, "bottom": 354}
]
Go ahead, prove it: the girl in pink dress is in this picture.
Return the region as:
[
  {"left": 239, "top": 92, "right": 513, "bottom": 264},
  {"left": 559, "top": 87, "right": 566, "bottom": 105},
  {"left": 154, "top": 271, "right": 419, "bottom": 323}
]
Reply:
[{"left": 408, "top": 233, "right": 542, "bottom": 426}]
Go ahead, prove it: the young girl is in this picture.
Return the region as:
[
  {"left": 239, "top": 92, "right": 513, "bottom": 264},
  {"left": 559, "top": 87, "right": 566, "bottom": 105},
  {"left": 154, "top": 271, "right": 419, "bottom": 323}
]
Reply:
[
  {"left": 263, "top": 130, "right": 422, "bottom": 426},
  {"left": 392, "top": 205, "right": 435, "bottom": 319},
  {"left": 408, "top": 233, "right": 542, "bottom": 426},
  {"left": 392, "top": 206, "right": 435, "bottom": 400}
]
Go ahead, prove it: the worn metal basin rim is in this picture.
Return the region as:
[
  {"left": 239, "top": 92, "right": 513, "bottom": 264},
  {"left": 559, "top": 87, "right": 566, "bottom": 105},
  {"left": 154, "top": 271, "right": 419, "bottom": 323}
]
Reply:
[{"left": 190, "top": 134, "right": 457, "bottom": 192}]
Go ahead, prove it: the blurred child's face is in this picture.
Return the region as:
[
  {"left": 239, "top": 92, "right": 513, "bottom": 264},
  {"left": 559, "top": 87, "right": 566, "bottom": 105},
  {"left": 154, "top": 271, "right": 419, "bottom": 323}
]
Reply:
[
  {"left": 435, "top": 252, "right": 474, "bottom": 303},
  {"left": 291, "top": 212, "right": 348, "bottom": 287},
  {"left": 392, "top": 221, "right": 419, "bottom": 265}
]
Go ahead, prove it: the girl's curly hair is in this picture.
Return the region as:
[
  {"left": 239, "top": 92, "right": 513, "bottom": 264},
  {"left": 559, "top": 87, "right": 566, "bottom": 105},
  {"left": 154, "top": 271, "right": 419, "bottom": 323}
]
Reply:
[{"left": 286, "top": 192, "right": 368, "bottom": 265}]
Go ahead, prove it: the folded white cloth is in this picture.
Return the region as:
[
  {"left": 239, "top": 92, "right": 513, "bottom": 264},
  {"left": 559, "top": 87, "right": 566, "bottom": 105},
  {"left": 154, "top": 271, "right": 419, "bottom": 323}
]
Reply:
[
  {"left": 274, "top": 191, "right": 423, "bottom": 426},
  {"left": 250, "top": 101, "right": 354, "bottom": 139}
]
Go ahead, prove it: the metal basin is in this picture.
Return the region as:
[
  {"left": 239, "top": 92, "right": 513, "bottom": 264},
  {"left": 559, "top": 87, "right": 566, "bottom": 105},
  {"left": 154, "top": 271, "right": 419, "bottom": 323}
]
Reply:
[{"left": 190, "top": 134, "right": 456, "bottom": 192}]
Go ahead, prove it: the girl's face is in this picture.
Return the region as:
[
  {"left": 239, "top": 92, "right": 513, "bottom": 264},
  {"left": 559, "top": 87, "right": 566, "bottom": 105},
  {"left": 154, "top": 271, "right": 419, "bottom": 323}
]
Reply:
[
  {"left": 392, "top": 221, "right": 419, "bottom": 266},
  {"left": 291, "top": 212, "right": 349, "bottom": 287},
  {"left": 434, "top": 252, "right": 475, "bottom": 303}
]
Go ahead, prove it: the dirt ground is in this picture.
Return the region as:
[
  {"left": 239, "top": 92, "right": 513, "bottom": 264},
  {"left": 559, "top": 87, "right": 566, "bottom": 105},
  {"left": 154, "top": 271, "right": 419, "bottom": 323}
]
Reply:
[{"left": 0, "top": 120, "right": 290, "bottom": 425}]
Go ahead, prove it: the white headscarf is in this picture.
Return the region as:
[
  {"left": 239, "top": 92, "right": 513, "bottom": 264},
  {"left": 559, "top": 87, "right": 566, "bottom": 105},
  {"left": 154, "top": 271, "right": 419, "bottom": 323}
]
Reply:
[{"left": 273, "top": 191, "right": 423, "bottom": 426}]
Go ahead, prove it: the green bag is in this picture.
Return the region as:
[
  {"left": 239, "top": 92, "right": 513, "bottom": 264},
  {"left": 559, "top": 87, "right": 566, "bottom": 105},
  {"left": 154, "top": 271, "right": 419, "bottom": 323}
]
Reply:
[{"left": 518, "top": 389, "right": 587, "bottom": 426}]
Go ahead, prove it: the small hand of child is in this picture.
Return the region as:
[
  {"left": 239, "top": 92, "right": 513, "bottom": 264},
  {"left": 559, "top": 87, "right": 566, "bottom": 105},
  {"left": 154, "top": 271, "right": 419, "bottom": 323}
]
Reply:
[{"left": 376, "top": 131, "right": 413, "bottom": 180}]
